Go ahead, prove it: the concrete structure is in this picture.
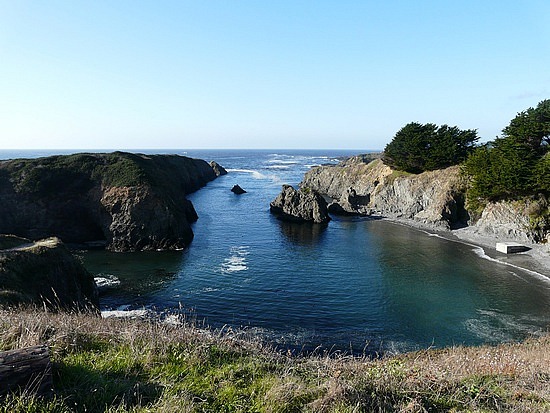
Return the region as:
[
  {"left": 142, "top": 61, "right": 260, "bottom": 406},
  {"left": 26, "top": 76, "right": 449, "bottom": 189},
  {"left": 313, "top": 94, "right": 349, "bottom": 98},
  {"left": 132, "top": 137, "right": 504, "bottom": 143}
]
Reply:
[{"left": 496, "top": 242, "right": 528, "bottom": 254}]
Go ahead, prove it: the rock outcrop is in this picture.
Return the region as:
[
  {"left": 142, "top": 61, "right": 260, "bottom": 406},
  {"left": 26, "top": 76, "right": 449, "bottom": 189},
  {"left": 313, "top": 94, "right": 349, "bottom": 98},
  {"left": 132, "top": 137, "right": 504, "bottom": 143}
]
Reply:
[
  {"left": 302, "top": 157, "right": 468, "bottom": 229},
  {"left": 0, "top": 236, "right": 99, "bottom": 311},
  {"left": 231, "top": 184, "right": 247, "bottom": 194},
  {"left": 302, "top": 155, "right": 550, "bottom": 242},
  {"left": 270, "top": 185, "right": 330, "bottom": 224},
  {"left": 210, "top": 161, "right": 228, "bottom": 177},
  {"left": 328, "top": 187, "right": 371, "bottom": 216},
  {"left": 468, "top": 198, "right": 549, "bottom": 243},
  {"left": 0, "top": 152, "right": 223, "bottom": 252}
]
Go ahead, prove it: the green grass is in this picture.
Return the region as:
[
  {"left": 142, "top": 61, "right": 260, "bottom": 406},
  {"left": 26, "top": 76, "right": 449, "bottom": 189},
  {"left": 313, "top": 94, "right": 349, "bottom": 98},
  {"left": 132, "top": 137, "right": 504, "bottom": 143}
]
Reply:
[{"left": 1, "top": 309, "right": 549, "bottom": 412}]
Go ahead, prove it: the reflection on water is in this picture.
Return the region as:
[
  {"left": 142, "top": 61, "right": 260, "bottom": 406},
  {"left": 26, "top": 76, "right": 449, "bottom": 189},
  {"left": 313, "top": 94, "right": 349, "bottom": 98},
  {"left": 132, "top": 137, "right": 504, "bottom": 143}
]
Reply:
[{"left": 277, "top": 221, "right": 328, "bottom": 246}]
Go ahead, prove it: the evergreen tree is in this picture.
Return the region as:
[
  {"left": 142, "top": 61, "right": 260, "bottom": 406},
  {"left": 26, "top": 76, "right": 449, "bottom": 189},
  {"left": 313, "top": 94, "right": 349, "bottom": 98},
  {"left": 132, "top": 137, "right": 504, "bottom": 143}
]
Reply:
[
  {"left": 383, "top": 122, "right": 478, "bottom": 173},
  {"left": 464, "top": 99, "right": 550, "bottom": 202}
]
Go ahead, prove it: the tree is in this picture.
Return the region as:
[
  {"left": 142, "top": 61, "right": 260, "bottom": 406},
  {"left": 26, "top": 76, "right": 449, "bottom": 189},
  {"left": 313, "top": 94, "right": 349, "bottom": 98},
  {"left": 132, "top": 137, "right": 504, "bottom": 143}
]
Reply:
[
  {"left": 502, "top": 99, "right": 550, "bottom": 154},
  {"left": 383, "top": 122, "right": 478, "bottom": 173},
  {"left": 464, "top": 99, "right": 550, "bottom": 202}
]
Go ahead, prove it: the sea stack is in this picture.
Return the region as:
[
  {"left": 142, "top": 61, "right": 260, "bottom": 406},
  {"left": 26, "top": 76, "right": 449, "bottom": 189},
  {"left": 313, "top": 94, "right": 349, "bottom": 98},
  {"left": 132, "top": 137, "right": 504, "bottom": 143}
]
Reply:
[{"left": 270, "top": 185, "right": 330, "bottom": 224}]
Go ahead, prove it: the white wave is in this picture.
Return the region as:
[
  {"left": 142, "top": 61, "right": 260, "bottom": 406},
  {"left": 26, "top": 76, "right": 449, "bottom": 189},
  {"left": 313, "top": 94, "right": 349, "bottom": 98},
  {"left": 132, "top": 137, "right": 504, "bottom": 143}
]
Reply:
[
  {"left": 226, "top": 168, "right": 266, "bottom": 179},
  {"left": 267, "top": 159, "right": 298, "bottom": 164},
  {"left": 471, "top": 246, "right": 550, "bottom": 284},
  {"left": 415, "top": 228, "right": 550, "bottom": 284},
  {"left": 102, "top": 309, "right": 150, "bottom": 318},
  {"left": 220, "top": 245, "right": 249, "bottom": 274},
  {"left": 94, "top": 274, "right": 121, "bottom": 289},
  {"left": 463, "top": 308, "right": 544, "bottom": 342},
  {"left": 266, "top": 165, "right": 290, "bottom": 169}
]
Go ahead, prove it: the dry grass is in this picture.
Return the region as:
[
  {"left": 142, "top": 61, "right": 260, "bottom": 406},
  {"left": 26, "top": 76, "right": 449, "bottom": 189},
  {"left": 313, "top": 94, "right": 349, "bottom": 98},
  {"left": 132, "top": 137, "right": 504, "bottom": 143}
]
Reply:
[{"left": 1, "top": 308, "right": 549, "bottom": 412}]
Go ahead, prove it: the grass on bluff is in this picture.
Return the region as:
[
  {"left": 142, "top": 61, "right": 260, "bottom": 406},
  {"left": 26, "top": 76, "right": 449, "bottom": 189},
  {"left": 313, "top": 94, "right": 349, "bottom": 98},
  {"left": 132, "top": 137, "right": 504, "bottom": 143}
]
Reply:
[{"left": 1, "top": 308, "right": 549, "bottom": 412}]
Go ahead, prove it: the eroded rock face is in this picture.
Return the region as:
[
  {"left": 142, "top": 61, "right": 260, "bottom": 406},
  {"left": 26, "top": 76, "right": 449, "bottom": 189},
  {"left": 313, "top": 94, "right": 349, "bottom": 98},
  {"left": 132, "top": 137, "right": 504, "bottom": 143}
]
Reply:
[
  {"left": 328, "top": 187, "right": 371, "bottom": 216},
  {"left": 0, "top": 152, "right": 223, "bottom": 252},
  {"left": 0, "top": 236, "right": 99, "bottom": 311},
  {"left": 471, "top": 199, "right": 549, "bottom": 243},
  {"left": 270, "top": 185, "right": 330, "bottom": 224},
  {"left": 302, "top": 158, "right": 468, "bottom": 229},
  {"left": 210, "top": 161, "right": 228, "bottom": 177}
]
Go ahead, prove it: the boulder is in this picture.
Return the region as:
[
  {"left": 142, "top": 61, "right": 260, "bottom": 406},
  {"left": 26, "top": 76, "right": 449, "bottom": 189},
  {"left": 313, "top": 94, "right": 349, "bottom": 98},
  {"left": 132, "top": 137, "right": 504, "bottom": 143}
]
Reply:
[
  {"left": 231, "top": 184, "right": 247, "bottom": 194},
  {"left": 270, "top": 185, "right": 330, "bottom": 224},
  {"left": 0, "top": 236, "right": 99, "bottom": 311}
]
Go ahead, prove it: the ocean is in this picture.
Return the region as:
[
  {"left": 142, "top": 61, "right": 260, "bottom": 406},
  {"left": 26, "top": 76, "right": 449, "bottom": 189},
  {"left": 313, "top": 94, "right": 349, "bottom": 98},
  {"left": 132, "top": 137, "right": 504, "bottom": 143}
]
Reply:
[{"left": 2, "top": 149, "right": 550, "bottom": 354}]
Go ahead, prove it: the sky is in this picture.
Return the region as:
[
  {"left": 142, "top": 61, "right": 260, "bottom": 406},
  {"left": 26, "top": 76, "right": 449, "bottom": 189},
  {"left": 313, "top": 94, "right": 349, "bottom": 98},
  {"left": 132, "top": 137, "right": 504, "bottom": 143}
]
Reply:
[{"left": 0, "top": 1, "right": 549, "bottom": 150}]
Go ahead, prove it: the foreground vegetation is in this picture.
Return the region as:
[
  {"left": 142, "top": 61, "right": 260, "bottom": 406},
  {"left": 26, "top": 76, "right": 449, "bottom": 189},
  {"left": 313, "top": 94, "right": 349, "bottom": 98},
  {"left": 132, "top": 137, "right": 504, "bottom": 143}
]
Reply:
[{"left": 1, "top": 309, "right": 549, "bottom": 412}]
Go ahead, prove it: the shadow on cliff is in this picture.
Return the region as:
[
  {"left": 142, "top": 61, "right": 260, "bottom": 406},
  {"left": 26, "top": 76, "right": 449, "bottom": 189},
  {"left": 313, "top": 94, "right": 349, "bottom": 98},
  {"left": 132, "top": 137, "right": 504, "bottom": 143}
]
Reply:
[{"left": 277, "top": 220, "right": 328, "bottom": 246}]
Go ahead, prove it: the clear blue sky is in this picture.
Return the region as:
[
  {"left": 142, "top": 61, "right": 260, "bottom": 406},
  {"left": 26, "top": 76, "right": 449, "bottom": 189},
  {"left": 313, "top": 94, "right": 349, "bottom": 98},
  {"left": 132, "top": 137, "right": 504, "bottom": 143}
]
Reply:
[{"left": 1, "top": 1, "right": 549, "bottom": 150}]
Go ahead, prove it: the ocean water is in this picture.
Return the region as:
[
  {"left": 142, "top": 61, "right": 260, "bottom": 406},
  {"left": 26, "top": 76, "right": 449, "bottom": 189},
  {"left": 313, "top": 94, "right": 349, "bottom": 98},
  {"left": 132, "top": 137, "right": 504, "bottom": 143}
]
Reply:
[{"left": 2, "top": 149, "right": 550, "bottom": 354}]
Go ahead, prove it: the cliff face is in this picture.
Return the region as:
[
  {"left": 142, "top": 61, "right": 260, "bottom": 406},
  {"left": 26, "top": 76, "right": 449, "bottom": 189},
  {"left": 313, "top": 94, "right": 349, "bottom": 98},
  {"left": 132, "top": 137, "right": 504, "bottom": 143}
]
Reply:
[
  {"left": 302, "top": 156, "right": 550, "bottom": 242},
  {"left": 0, "top": 236, "right": 98, "bottom": 311},
  {"left": 469, "top": 198, "right": 550, "bottom": 243},
  {"left": 0, "top": 152, "right": 221, "bottom": 252},
  {"left": 302, "top": 157, "right": 468, "bottom": 229}
]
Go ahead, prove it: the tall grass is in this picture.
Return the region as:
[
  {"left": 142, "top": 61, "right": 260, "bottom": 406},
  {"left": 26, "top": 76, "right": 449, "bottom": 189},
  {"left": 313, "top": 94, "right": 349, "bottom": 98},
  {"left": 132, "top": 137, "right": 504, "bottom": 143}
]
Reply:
[{"left": 1, "top": 308, "right": 549, "bottom": 412}]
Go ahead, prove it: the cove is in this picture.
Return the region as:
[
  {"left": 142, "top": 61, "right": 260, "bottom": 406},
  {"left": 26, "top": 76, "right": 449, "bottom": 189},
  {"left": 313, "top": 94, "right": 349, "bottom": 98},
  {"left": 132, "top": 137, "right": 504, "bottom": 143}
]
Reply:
[{"left": 81, "top": 150, "right": 550, "bottom": 354}]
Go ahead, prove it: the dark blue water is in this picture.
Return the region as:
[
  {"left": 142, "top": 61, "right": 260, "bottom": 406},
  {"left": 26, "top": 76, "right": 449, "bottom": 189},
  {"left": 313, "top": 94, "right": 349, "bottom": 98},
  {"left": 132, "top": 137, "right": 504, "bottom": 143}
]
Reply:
[{"left": 2, "top": 149, "right": 550, "bottom": 354}]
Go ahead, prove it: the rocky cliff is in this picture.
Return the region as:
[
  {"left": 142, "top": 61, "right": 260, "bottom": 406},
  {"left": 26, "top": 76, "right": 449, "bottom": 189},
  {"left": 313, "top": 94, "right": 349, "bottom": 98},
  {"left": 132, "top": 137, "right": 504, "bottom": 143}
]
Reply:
[
  {"left": 0, "top": 152, "right": 222, "bottom": 251},
  {"left": 467, "top": 197, "right": 550, "bottom": 244},
  {"left": 0, "top": 236, "right": 98, "bottom": 311},
  {"left": 270, "top": 185, "right": 330, "bottom": 224},
  {"left": 302, "top": 157, "right": 468, "bottom": 229},
  {"left": 301, "top": 155, "right": 550, "bottom": 242}
]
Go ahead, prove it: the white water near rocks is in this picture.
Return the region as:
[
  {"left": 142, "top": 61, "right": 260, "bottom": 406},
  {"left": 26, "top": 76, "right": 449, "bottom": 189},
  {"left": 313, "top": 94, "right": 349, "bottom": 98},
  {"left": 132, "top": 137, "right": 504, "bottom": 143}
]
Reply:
[{"left": 2, "top": 149, "right": 549, "bottom": 354}]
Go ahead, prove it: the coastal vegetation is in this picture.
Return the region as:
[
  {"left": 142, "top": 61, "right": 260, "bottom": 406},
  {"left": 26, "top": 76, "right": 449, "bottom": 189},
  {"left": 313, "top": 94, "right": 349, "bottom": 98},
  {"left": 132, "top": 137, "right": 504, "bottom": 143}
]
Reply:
[
  {"left": 383, "top": 123, "right": 479, "bottom": 174},
  {"left": 463, "top": 99, "right": 550, "bottom": 203},
  {"left": 1, "top": 308, "right": 549, "bottom": 412},
  {"left": 381, "top": 100, "right": 550, "bottom": 236}
]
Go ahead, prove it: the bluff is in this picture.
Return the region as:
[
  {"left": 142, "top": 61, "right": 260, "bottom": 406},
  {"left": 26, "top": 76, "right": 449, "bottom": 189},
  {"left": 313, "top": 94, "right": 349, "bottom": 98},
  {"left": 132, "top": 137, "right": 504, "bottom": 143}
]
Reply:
[
  {"left": 302, "top": 157, "right": 467, "bottom": 229},
  {"left": 302, "top": 156, "right": 550, "bottom": 242},
  {"left": 0, "top": 152, "right": 222, "bottom": 252},
  {"left": 0, "top": 236, "right": 99, "bottom": 311}
]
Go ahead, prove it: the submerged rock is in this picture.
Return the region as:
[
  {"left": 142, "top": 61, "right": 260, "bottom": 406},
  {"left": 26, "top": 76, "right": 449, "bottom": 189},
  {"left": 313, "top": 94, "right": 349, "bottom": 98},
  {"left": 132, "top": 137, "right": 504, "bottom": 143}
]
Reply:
[
  {"left": 270, "top": 185, "right": 330, "bottom": 224},
  {"left": 0, "top": 236, "right": 99, "bottom": 311},
  {"left": 0, "top": 152, "right": 225, "bottom": 252},
  {"left": 231, "top": 184, "right": 247, "bottom": 194}
]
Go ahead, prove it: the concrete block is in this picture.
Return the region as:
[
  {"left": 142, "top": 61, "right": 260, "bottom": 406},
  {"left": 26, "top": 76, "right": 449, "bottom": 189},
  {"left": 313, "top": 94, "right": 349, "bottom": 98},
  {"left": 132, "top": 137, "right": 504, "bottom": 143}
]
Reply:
[{"left": 496, "top": 242, "right": 528, "bottom": 254}]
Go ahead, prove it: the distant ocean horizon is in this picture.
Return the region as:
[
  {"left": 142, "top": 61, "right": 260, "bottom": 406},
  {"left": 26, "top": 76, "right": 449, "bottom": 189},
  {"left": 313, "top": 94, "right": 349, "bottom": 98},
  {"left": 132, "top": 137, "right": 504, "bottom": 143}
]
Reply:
[
  {"left": 2, "top": 148, "right": 549, "bottom": 355},
  {"left": 0, "top": 148, "right": 381, "bottom": 160}
]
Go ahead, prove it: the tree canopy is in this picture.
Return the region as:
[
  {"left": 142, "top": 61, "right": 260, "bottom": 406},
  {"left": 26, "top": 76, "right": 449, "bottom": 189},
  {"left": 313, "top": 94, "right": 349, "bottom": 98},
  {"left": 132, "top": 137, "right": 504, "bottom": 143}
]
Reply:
[
  {"left": 463, "top": 99, "right": 550, "bottom": 202},
  {"left": 383, "top": 122, "right": 479, "bottom": 173}
]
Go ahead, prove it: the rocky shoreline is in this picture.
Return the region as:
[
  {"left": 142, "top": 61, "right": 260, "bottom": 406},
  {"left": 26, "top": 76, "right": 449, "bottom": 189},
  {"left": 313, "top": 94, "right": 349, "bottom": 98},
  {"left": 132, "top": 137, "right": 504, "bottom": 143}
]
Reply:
[
  {"left": 378, "top": 215, "right": 550, "bottom": 278},
  {"left": 0, "top": 152, "right": 227, "bottom": 310},
  {"left": 300, "top": 154, "right": 550, "bottom": 278}
]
